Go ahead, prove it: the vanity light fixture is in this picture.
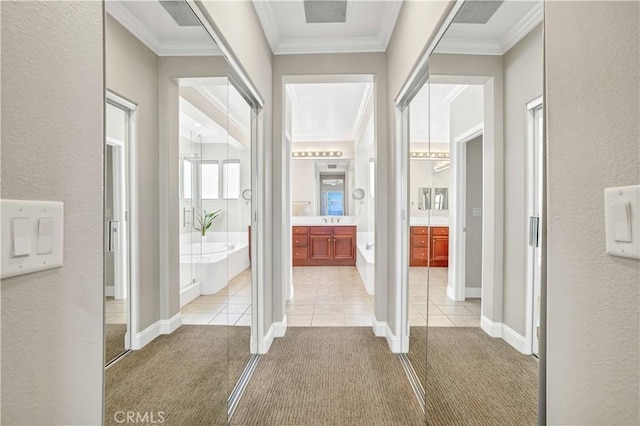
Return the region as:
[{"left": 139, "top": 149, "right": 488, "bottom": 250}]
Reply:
[
  {"left": 292, "top": 151, "right": 343, "bottom": 158},
  {"left": 409, "top": 152, "right": 450, "bottom": 159}
]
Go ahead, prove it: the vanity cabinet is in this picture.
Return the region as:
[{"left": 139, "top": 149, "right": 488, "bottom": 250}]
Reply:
[
  {"left": 293, "top": 226, "right": 356, "bottom": 266},
  {"left": 410, "top": 226, "right": 449, "bottom": 267}
]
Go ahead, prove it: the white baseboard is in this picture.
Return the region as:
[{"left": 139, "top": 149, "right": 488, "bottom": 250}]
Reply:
[
  {"left": 372, "top": 317, "right": 386, "bottom": 337},
  {"left": 180, "top": 281, "right": 200, "bottom": 308},
  {"left": 274, "top": 315, "right": 287, "bottom": 337},
  {"left": 385, "top": 323, "right": 402, "bottom": 353},
  {"left": 130, "top": 313, "right": 183, "bottom": 350},
  {"left": 465, "top": 287, "right": 482, "bottom": 298},
  {"left": 446, "top": 285, "right": 456, "bottom": 301},
  {"left": 105, "top": 286, "right": 114, "bottom": 297},
  {"left": 261, "top": 324, "right": 274, "bottom": 354},
  {"left": 160, "top": 312, "right": 182, "bottom": 334},
  {"left": 481, "top": 315, "right": 529, "bottom": 354}
]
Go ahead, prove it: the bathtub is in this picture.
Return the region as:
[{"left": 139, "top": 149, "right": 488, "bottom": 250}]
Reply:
[
  {"left": 356, "top": 242, "right": 375, "bottom": 295},
  {"left": 180, "top": 241, "right": 250, "bottom": 307}
]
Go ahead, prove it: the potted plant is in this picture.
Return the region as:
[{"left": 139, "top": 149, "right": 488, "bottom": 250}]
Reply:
[{"left": 194, "top": 209, "right": 222, "bottom": 237}]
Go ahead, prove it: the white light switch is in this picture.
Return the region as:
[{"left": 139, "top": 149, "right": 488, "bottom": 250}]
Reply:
[
  {"left": 1, "top": 200, "right": 64, "bottom": 279},
  {"left": 11, "top": 217, "right": 32, "bottom": 257},
  {"left": 36, "top": 217, "right": 54, "bottom": 254},
  {"left": 604, "top": 185, "right": 640, "bottom": 259}
]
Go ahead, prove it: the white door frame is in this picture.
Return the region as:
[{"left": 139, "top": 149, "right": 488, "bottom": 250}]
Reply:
[
  {"left": 106, "top": 90, "right": 137, "bottom": 351},
  {"left": 525, "top": 96, "right": 544, "bottom": 355},
  {"left": 105, "top": 138, "right": 126, "bottom": 301},
  {"left": 448, "top": 124, "right": 484, "bottom": 302}
]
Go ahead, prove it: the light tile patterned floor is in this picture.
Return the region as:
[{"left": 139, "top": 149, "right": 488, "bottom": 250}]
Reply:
[
  {"left": 287, "top": 266, "right": 374, "bottom": 327},
  {"left": 408, "top": 267, "right": 481, "bottom": 327},
  {"left": 181, "top": 268, "right": 252, "bottom": 326},
  {"left": 105, "top": 297, "right": 127, "bottom": 324}
]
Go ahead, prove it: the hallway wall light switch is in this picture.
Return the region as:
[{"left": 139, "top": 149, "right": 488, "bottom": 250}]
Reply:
[
  {"left": 604, "top": 185, "right": 640, "bottom": 259},
  {"left": 1, "top": 200, "right": 64, "bottom": 279}
]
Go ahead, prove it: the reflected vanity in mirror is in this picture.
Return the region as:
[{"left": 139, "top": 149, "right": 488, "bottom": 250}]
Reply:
[{"left": 401, "top": 0, "right": 544, "bottom": 423}]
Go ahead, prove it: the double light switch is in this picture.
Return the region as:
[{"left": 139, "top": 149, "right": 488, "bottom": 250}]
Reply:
[{"left": 2, "top": 200, "right": 64, "bottom": 279}]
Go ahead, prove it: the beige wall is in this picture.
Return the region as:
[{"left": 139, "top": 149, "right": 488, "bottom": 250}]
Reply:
[
  {"left": 106, "top": 15, "right": 160, "bottom": 331},
  {"left": 503, "top": 24, "right": 543, "bottom": 336},
  {"left": 546, "top": 1, "right": 640, "bottom": 423},
  {"left": 272, "top": 53, "right": 388, "bottom": 323},
  {"left": 1, "top": 2, "right": 104, "bottom": 424},
  {"left": 465, "top": 136, "right": 483, "bottom": 290}
]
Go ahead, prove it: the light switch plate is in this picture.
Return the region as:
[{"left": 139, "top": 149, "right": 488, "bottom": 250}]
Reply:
[
  {"left": 604, "top": 185, "right": 640, "bottom": 259},
  {"left": 1, "top": 200, "right": 64, "bottom": 279}
]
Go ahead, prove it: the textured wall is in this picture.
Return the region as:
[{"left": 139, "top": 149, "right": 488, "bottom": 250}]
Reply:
[
  {"left": 546, "top": 2, "right": 640, "bottom": 423},
  {"left": 1, "top": 2, "right": 104, "bottom": 424},
  {"left": 502, "top": 25, "right": 543, "bottom": 336}
]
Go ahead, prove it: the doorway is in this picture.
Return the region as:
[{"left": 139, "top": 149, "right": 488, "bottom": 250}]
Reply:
[
  {"left": 284, "top": 77, "right": 376, "bottom": 327},
  {"left": 527, "top": 97, "right": 543, "bottom": 356},
  {"left": 104, "top": 93, "right": 134, "bottom": 365}
]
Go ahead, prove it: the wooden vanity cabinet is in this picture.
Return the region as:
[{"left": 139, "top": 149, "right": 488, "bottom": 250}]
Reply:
[
  {"left": 293, "top": 226, "right": 356, "bottom": 266},
  {"left": 409, "top": 226, "right": 449, "bottom": 267}
]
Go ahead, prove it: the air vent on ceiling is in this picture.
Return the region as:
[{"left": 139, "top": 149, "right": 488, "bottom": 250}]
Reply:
[
  {"left": 304, "top": 0, "right": 348, "bottom": 24},
  {"left": 159, "top": 1, "right": 201, "bottom": 27},
  {"left": 453, "top": 0, "right": 504, "bottom": 24},
  {"left": 328, "top": 164, "right": 338, "bottom": 169}
]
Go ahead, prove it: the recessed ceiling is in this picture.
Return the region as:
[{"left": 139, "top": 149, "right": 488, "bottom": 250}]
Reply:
[
  {"left": 253, "top": 0, "right": 403, "bottom": 54},
  {"left": 290, "top": 82, "right": 372, "bottom": 143},
  {"left": 106, "top": 0, "right": 221, "bottom": 56},
  {"left": 436, "top": 0, "right": 542, "bottom": 55},
  {"left": 410, "top": 83, "right": 469, "bottom": 144}
]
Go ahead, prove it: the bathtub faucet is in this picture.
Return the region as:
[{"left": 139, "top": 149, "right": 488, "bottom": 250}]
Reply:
[{"left": 366, "top": 243, "right": 375, "bottom": 250}]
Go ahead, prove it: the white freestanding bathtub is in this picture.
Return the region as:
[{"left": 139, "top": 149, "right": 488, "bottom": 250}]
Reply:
[
  {"left": 180, "top": 239, "right": 250, "bottom": 307},
  {"left": 356, "top": 241, "right": 375, "bottom": 295}
]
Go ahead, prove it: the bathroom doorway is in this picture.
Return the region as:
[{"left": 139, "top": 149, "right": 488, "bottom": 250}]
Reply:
[
  {"left": 284, "top": 76, "right": 376, "bottom": 327},
  {"left": 104, "top": 93, "right": 135, "bottom": 366}
]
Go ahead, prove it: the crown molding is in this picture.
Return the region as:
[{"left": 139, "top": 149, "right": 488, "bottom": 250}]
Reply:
[
  {"left": 252, "top": 0, "right": 280, "bottom": 53},
  {"left": 499, "top": 1, "right": 543, "bottom": 53},
  {"left": 434, "top": 38, "right": 503, "bottom": 56},
  {"left": 379, "top": 1, "right": 403, "bottom": 50},
  {"left": 275, "top": 36, "right": 386, "bottom": 55},
  {"left": 106, "top": 1, "right": 220, "bottom": 56}
]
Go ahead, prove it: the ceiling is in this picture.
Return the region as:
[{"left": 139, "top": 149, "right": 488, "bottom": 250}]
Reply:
[
  {"left": 252, "top": 0, "right": 403, "bottom": 54},
  {"left": 106, "top": 0, "right": 221, "bottom": 55},
  {"left": 410, "top": 83, "right": 468, "bottom": 144},
  {"left": 289, "top": 82, "right": 372, "bottom": 143},
  {"left": 435, "top": 0, "right": 543, "bottom": 55},
  {"left": 178, "top": 78, "right": 251, "bottom": 148}
]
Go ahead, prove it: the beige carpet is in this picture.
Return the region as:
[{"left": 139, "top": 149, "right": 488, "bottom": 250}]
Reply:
[
  {"left": 409, "top": 327, "right": 538, "bottom": 426},
  {"left": 231, "top": 327, "right": 426, "bottom": 426},
  {"left": 105, "top": 324, "right": 127, "bottom": 364},
  {"left": 105, "top": 325, "right": 250, "bottom": 426}
]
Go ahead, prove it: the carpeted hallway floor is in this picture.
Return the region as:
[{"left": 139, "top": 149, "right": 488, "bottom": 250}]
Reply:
[
  {"left": 105, "top": 325, "right": 250, "bottom": 426},
  {"left": 230, "top": 327, "right": 426, "bottom": 426},
  {"left": 409, "top": 327, "right": 538, "bottom": 426}
]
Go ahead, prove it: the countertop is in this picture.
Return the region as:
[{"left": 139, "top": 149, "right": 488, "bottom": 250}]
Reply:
[
  {"left": 292, "top": 217, "right": 358, "bottom": 227},
  {"left": 410, "top": 216, "right": 450, "bottom": 227}
]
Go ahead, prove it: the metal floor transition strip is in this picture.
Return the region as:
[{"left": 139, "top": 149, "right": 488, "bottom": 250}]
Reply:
[
  {"left": 398, "top": 353, "right": 425, "bottom": 413},
  {"left": 228, "top": 354, "right": 260, "bottom": 422},
  {"left": 105, "top": 350, "right": 132, "bottom": 370}
]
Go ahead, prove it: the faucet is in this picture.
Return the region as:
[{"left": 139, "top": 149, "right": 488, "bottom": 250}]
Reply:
[
  {"left": 323, "top": 217, "right": 328, "bottom": 223},
  {"left": 366, "top": 243, "right": 375, "bottom": 250},
  {"left": 330, "top": 217, "right": 334, "bottom": 223},
  {"left": 337, "top": 217, "right": 341, "bottom": 223}
]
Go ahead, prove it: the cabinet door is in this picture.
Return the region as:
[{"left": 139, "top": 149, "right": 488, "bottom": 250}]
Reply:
[
  {"left": 310, "top": 235, "right": 332, "bottom": 260},
  {"left": 333, "top": 234, "right": 355, "bottom": 260},
  {"left": 431, "top": 234, "right": 449, "bottom": 265}
]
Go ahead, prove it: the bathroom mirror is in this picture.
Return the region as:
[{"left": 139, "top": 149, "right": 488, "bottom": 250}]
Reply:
[
  {"left": 418, "top": 187, "right": 431, "bottom": 210},
  {"left": 433, "top": 188, "right": 448, "bottom": 210}
]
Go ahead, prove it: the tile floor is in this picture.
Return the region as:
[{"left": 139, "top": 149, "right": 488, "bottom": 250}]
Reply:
[
  {"left": 181, "top": 268, "right": 253, "bottom": 326},
  {"left": 408, "top": 267, "right": 481, "bottom": 327},
  {"left": 105, "top": 297, "right": 127, "bottom": 324},
  {"left": 287, "top": 266, "right": 374, "bottom": 327}
]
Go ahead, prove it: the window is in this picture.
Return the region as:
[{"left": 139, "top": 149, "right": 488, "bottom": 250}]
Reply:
[
  {"left": 182, "top": 160, "right": 193, "bottom": 200},
  {"left": 223, "top": 160, "right": 241, "bottom": 199},
  {"left": 319, "top": 172, "right": 346, "bottom": 216},
  {"left": 201, "top": 161, "right": 219, "bottom": 200}
]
